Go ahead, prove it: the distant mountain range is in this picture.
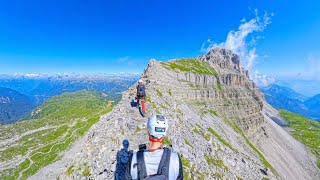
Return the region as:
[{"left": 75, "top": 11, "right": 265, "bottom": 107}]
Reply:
[
  {"left": 0, "top": 73, "right": 139, "bottom": 124},
  {"left": 261, "top": 84, "right": 320, "bottom": 121},
  {"left": 305, "top": 94, "right": 320, "bottom": 115},
  {"left": 0, "top": 87, "right": 35, "bottom": 124},
  {"left": 274, "top": 79, "right": 320, "bottom": 97},
  {"left": 0, "top": 72, "right": 140, "bottom": 79}
]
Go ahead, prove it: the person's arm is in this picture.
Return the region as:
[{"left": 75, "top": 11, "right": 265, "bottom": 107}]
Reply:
[
  {"left": 143, "top": 85, "right": 146, "bottom": 97},
  {"left": 136, "top": 85, "right": 138, "bottom": 96},
  {"left": 124, "top": 154, "right": 133, "bottom": 180},
  {"left": 136, "top": 86, "right": 140, "bottom": 99},
  {"left": 177, "top": 155, "right": 183, "bottom": 180}
]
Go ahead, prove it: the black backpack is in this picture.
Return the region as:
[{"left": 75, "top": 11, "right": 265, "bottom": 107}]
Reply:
[
  {"left": 137, "top": 85, "right": 146, "bottom": 97},
  {"left": 136, "top": 148, "right": 171, "bottom": 180}
]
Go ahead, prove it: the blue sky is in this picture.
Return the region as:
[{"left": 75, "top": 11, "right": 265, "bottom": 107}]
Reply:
[{"left": 0, "top": 0, "right": 320, "bottom": 82}]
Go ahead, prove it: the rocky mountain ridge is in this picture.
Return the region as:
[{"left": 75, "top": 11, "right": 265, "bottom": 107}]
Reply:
[{"left": 54, "top": 48, "right": 319, "bottom": 180}]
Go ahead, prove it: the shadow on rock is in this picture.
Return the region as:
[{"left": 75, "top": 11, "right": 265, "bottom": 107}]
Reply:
[{"left": 115, "top": 139, "right": 133, "bottom": 180}]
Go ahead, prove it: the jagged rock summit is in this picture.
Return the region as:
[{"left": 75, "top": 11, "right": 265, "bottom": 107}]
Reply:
[
  {"left": 199, "top": 48, "right": 242, "bottom": 70},
  {"left": 54, "top": 48, "right": 319, "bottom": 180}
]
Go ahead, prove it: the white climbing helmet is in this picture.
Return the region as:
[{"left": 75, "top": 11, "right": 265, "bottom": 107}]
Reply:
[
  {"left": 138, "top": 79, "right": 143, "bottom": 83},
  {"left": 147, "top": 113, "right": 168, "bottom": 139}
]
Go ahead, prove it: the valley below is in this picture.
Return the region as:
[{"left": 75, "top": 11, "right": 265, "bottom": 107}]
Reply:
[{"left": 0, "top": 90, "right": 113, "bottom": 179}]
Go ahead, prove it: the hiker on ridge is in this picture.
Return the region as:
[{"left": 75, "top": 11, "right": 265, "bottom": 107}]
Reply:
[
  {"left": 136, "top": 79, "right": 146, "bottom": 105},
  {"left": 125, "top": 113, "right": 183, "bottom": 180}
]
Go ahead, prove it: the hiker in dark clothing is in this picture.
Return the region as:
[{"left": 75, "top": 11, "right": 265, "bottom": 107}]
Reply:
[{"left": 136, "top": 79, "right": 146, "bottom": 109}]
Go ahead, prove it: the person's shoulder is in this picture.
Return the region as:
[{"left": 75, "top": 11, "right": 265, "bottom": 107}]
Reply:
[
  {"left": 169, "top": 149, "right": 180, "bottom": 163},
  {"left": 167, "top": 149, "right": 182, "bottom": 176},
  {"left": 168, "top": 148, "right": 178, "bottom": 154}
]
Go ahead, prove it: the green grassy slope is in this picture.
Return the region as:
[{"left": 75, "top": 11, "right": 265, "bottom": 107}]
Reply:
[
  {"left": 279, "top": 110, "right": 320, "bottom": 169},
  {"left": 0, "top": 90, "right": 114, "bottom": 179},
  {"left": 160, "top": 58, "right": 218, "bottom": 76}
]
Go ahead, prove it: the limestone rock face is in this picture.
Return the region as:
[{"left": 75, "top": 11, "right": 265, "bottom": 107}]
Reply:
[
  {"left": 198, "top": 48, "right": 242, "bottom": 71},
  {"left": 57, "top": 48, "right": 319, "bottom": 180},
  {"left": 143, "top": 49, "right": 264, "bottom": 133}
]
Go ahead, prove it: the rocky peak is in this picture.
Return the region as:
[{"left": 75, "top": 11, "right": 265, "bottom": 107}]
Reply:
[
  {"left": 196, "top": 48, "right": 250, "bottom": 78},
  {"left": 199, "top": 48, "right": 240, "bottom": 68},
  {"left": 142, "top": 57, "right": 264, "bottom": 133}
]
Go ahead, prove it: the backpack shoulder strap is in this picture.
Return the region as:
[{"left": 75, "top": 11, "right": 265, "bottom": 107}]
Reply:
[
  {"left": 157, "top": 148, "right": 171, "bottom": 177},
  {"left": 137, "top": 150, "right": 147, "bottom": 180}
]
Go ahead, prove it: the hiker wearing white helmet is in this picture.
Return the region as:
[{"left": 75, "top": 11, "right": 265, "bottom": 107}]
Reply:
[{"left": 125, "top": 114, "right": 183, "bottom": 180}]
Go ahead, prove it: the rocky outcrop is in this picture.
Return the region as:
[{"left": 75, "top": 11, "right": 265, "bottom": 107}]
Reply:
[
  {"left": 57, "top": 48, "right": 319, "bottom": 180},
  {"left": 143, "top": 51, "right": 263, "bottom": 133}
]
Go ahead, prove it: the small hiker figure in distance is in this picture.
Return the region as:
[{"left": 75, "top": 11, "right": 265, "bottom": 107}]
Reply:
[{"left": 136, "top": 79, "right": 147, "bottom": 116}]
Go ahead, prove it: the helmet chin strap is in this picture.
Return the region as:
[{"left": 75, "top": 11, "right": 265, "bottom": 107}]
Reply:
[
  {"left": 149, "top": 137, "right": 163, "bottom": 143},
  {"left": 148, "top": 131, "right": 164, "bottom": 143}
]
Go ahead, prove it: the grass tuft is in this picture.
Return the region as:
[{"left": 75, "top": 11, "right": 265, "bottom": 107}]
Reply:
[
  {"left": 207, "top": 127, "right": 235, "bottom": 151},
  {"left": 67, "top": 165, "right": 74, "bottom": 175},
  {"left": 217, "top": 82, "right": 222, "bottom": 91},
  {"left": 184, "top": 139, "right": 193, "bottom": 147},
  {"left": 181, "top": 157, "right": 191, "bottom": 168},
  {"left": 204, "top": 154, "right": 223, "bottom": 168},
  {"left": 180, "top": 156, "right": 192, "bottom": 180},
  {"left": 135, "top": 126, "right": 141, "bottom": 134},
  {"left": 155, "top": 89, "right": 163, "bottom": 97},
  {"left": 208, "top": 110, "right": 218, "bottom": 116},
  {"left": 204, "top": 133, "right": 211, "bottom": 140},
  {"left": 82, "top": 165, "right": 90, "bottom": 177},
  {"left": 163, "top": 137, "right": 172, "bottom": 146}
]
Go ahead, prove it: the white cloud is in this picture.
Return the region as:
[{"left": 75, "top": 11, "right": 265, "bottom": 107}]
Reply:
[
  {"left": 253, "top": 70, "right": 275, "bottom": 87},
  {"left": 246, "top": 48, "right": 258, "bottom": 71},
  {"left": 201, "top": 10, "right": 273, "bottom": 71},
  {"left": 263, "top": 54, "right": 270, "bottom": 58},
  {"left": 200, "top": 39, "right": 214, "bottom": 53},
  {"left": 117, "top": 56, "right": 130, "bottom": 63},
  {"left": 116, "top": 56, "right": 137, "bottom": 66}
]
